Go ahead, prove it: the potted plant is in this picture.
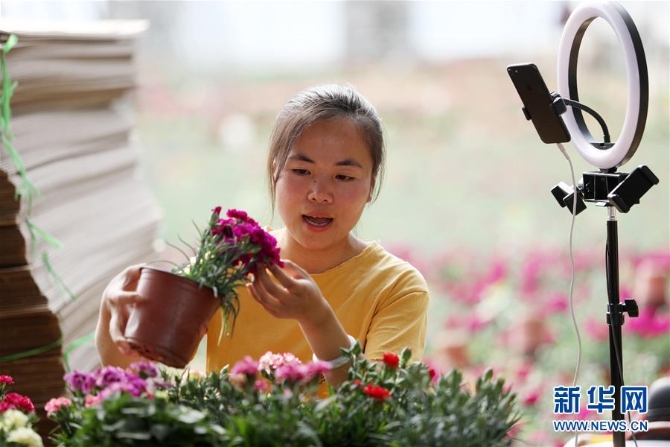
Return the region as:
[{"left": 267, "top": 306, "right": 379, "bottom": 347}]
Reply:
[
  {"left": 123, "top": 206, "right": 282, "bottom": 368},
  {"left": 165, "top": 345, "right": 521, "bottom": 446},
  {"left": 44, "top": 362, "right": 225, "bottom": 446}
]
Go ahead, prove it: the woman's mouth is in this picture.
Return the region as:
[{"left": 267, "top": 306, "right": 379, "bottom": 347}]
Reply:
[{"left": 303, "top": 215, "right": 333, "bottom": 228}]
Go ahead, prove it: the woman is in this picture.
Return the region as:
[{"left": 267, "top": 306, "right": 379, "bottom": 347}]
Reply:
[{"left": 96, "top": 84, "right": 430, "bottom": 387}]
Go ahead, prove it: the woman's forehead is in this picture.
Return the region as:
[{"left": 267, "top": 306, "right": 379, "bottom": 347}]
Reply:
[{"left": 288, "top": 119, "right": 372, "bottom": 162}]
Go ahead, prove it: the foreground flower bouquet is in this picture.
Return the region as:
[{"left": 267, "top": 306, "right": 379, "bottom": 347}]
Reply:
[
  {"left": 0, "top": 375, "right": 42, "bottom": 447},
  {"left": 123, "top": 207, "right": 282, "bottom": 368},
  {"left": 46, "top": 346, "right": 520, "bottom": 446},
  {"left": 45, "top": 362, "right": 224, "bottom": 446}
]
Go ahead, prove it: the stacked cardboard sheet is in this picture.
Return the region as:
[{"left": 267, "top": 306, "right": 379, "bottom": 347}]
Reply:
[{"left": 0, "top": 20, "right": 161, "bottom": 434}]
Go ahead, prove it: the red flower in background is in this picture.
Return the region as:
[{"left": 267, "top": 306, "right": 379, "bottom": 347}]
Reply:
[
  {"left": 363, "top": 384, "right": 391, "bottom": 401},
  {"left": 382, "top": 352, "right": 399, "bottom": 369}
]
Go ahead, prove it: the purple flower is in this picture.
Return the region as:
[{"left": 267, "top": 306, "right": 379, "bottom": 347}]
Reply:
[
  {"left": 64, "top": 371, "right": 97, "bottom": 394},
  {"left": 99, "top": 381, "right": 146, "bottom": 400},
  {"left": 129, "top": 361, "right": 159, "bottom": 379},
  {"left": 95, "top": 366, "right": 127, "bottom": 388},
  {"left": 151, "top": 379, "right": 173, "bottom": 390}
]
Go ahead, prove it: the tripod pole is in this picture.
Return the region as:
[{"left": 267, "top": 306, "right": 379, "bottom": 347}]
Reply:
[{"left": 606, "top": 206, "right": 625, "bottom": 447}]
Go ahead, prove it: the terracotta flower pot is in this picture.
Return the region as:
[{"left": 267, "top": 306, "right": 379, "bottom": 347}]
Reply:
[{"left": 123, "top": 266, "right": 221, "bottom": 368}]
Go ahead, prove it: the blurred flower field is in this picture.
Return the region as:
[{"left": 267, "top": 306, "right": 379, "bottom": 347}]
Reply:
[{"left": 397, "top": 244, "right": 670, "bottom": 446}]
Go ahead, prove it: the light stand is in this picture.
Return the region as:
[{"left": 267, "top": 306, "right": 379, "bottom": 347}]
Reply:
[
  {"left": 553, "top": 160, "right": 658, "bottom": 447},
  {"left": 510, "top": 2, "right": 659, "bottom": 446}
]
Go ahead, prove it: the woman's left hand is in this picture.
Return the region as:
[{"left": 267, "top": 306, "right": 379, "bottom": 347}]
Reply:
[
  {"left": 249, "top": 259, "right": 355, "bottom": 386},
  {"left": 247, "top": 260, "right": 330, "bottom": 326}
]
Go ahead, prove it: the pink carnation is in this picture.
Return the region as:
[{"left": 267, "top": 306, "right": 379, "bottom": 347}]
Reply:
[
  {"left": 231, "top": 356, "right": 259, "bottom": 377},
  {"left": 254, "top": 379, "right": 272, "bottom": 393},
  {"left": 85, "top": 394, "right": 102, "bottom": 408},
  {"left": 305, "top": 360, "right": 332, "bottom": 379},
  {"left": 258, "top": 352, "right": 302, "bottom": 374},
  {"left": 0, "top": 375, "right": 14, "bottom": 385},
  {"left": 275, "top": 363, "right": 310, "bottom": 384},
  {"left": 625, "top": 308, "right": 670, "bottom": 338},
  {"left": 45, "top": 397, "right": 72, "bottom": 416}
]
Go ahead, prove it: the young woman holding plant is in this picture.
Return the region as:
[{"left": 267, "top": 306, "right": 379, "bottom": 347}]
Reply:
[{"left": 96, "top": 84, "right": 430, "bottom": 387}]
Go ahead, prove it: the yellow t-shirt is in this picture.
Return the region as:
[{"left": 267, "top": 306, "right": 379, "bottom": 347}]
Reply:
[{"left": 206, "top": 241, "right": 429, "bottom": 372}]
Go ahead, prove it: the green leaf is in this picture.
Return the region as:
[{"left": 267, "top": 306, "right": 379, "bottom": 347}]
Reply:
[{"left": 2, "top": 34, "right": 18, "bottom": 54}]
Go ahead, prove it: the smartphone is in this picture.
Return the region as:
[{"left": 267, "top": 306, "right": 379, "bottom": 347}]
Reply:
[{"left": 507, "top": 63, "right": 571, "bottom": 144}]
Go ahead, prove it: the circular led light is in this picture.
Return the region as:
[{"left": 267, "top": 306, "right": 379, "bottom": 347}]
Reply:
[{"left": 557, "top": 1, "right": 648, "bottom": 170}]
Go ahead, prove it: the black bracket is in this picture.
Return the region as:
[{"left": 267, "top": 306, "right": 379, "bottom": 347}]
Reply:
[{"left": 552, "top": 165, "right": 658, "bottom": 215}]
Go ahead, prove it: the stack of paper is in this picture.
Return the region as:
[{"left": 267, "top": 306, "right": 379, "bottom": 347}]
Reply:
[{"left": 0, "top": 20, "right": 161, "bottom": 430}]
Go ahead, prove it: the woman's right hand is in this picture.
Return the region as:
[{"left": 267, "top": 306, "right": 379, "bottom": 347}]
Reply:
[{"left": 95, "top": 264, "right": 145, "bottom": 366}]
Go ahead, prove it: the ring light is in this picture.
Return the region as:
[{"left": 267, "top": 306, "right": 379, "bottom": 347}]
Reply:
[{"left": 557, "top": 1, "right": 648, "bottom": 170}]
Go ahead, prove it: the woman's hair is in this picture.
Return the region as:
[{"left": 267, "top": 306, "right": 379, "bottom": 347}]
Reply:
[{"left": 267, "top": 84, "right": 385, "bottom": 211}]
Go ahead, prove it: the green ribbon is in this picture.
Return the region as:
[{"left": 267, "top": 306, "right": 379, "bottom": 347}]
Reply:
[
  {"left": 1, "top": 34, "right": 76, "bottom": 302},
  {"left": 62, "top": 332, "right": 95, "bottom": 372},
  {"left": 0, "top": 336, "right": 63, "bottom": 363},
  {"left": 0, "top": 332, "right": 97, "bottom": 372}
]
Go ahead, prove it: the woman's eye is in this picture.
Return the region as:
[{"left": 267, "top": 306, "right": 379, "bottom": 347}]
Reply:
[
  {"left": 336, "top": 174, "right": 354, "bottom": 181},
  {"left": 292, "top": 169, "right": 310, "bottom": 176}
]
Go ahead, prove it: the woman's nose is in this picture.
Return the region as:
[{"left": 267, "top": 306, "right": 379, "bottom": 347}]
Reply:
[{"left": 308, "top": 179, "right": 333, "bottom": 203}]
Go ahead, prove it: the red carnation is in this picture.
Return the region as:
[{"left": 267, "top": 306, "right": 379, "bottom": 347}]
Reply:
[
  {"left": 0, "top": 392, "right": 35, "bottom": 413},
  {"left": 382, "top": 352, "right": 399, "bottom": 369},
  {"left": 363, "top": 384, "right": 391, "bottom": 401}
]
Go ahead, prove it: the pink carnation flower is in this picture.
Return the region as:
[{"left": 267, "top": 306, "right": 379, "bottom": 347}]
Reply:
[
  {"left": 231, "top": 356, "right": 259, "bottom": 377},
  {"left": 45, "top": 397, "right": 72, "bottom": 416},
  {"left": 84, "top": 394, "right": 102, "bottom": 408},
  {"left": 258, "top": 352, "right": 302, "bottom": 374},
  {"left": 625, "top": 307, "right": 670, "bottom": 337},
  {"left": 275, "top": 363, "right": 310, "bottom": 384},
  {"left": 254, "top": 379, "right": 272, "bottom": 393},
  {"left": 305, "top": 361, "right": 332, "bottom": 379}
]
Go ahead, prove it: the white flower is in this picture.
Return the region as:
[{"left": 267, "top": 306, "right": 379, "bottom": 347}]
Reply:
[
  {"left": 0, "top": 409, "right": 29, "bottom": 429},
  {"left": 6, "top": 426, "right": 44, "bottom": 447}
]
